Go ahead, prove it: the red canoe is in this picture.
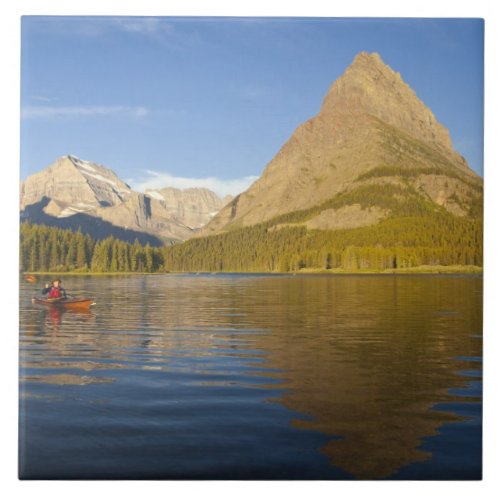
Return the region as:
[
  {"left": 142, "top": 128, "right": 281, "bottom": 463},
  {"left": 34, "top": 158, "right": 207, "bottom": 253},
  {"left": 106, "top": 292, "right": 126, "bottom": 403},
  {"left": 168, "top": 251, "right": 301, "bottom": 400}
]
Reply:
[{"left": 32, "top": 296, "right": 95, "bottom": 309}]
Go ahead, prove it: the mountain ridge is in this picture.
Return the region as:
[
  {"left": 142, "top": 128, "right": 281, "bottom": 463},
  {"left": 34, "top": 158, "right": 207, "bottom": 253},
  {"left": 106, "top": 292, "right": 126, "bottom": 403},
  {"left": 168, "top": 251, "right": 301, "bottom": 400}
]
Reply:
[{"left": 20, "top": 155, "right": 232, "bottom": 244}]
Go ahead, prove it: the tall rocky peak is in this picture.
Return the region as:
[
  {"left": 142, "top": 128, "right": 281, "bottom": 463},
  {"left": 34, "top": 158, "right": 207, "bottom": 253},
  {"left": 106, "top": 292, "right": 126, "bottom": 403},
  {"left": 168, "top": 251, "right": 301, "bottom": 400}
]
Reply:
[
  {"left": 20, "top": 155, "right": 132, "bottom": 210},
  {"left": 201, "top": 51, "right": 481, "bottom": 235},
  {"left": 321, "top": 52, "right": 453, "bottom": 151}
]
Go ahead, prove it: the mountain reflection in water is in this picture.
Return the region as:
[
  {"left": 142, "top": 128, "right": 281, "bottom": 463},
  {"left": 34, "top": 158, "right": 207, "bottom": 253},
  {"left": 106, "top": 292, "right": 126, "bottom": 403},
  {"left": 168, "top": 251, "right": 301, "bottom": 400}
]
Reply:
[
  {"left": 243, "top": 276, "right": 482, "bottom": 479},
  {"left": 19, "top": 274, "right": 482, "bottom": 479}
]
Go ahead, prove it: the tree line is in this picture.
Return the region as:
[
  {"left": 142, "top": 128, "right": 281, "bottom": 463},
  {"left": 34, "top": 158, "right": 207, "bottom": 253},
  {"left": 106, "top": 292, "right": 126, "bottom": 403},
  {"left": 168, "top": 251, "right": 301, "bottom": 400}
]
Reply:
[
  {"left": 162, "top": 212, "right": 482, "bottom": 272},
  {"left": 162, "top": 183, "right": 482, "bottom": 272},
  {"left": 20, "top": 223, "right": 166, "bottom": 273},
  {"left": 20, "top": 192, "right": 482, "bottom": 274}
]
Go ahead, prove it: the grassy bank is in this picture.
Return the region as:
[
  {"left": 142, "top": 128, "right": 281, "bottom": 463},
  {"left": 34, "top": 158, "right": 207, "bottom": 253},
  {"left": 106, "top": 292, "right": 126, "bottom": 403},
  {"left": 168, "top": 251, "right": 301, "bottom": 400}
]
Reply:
[
  {"left": 22, "top": 265, "right": 483, "bottom": 277},
  {"left": 296, "top": 265, "right": 483, "bottom": 274}
]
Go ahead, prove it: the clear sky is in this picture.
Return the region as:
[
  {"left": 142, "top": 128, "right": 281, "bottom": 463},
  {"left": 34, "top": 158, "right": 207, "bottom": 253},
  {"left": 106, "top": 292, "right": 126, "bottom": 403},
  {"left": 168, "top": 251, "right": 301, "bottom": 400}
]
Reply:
[{"left": 20, "top": 17, "right": 484, "bottom": 195}]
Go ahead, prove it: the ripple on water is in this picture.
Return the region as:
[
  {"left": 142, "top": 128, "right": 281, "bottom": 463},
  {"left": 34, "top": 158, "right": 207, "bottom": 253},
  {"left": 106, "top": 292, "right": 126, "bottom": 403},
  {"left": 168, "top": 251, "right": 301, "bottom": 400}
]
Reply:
[{"left": 19, "top": 274, "right": 482, "bottom": 479}]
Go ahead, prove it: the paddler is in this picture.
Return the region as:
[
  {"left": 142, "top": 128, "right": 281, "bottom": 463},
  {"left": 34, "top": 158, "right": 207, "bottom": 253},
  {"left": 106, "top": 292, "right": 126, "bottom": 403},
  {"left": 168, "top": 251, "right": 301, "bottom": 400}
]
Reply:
[{"left": 42, "top": 279, "right": 67, "bottom": 300}]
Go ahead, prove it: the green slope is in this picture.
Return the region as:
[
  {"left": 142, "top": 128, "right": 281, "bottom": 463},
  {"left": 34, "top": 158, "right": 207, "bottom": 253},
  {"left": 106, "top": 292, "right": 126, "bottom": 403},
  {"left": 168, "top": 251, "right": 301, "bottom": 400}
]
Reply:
[{"left": 163, "top": 184, "right": 482, "bottom": 273}]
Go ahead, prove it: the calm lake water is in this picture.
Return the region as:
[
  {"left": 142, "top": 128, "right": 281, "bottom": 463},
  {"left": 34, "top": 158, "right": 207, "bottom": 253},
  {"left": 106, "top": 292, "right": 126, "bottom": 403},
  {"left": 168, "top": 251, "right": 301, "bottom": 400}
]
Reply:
[{"left": 19, "top": 274, "right": 482, "bottom": 480}]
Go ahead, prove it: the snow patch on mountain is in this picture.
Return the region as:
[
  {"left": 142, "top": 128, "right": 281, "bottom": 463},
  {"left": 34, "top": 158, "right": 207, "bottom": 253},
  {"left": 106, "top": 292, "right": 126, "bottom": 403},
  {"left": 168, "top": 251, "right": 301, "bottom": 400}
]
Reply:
[
  {"left": 58, "top": 206, "right": 90, "bottom": 218},
  {"left": 83, "top": 171, "right": 118, "bottom": 187},
  {"left": 146, "top": 190, "right": 165, "bottom": 201},
  {"left": 77, "top": 163, "right": 97, "bottom": 173}
]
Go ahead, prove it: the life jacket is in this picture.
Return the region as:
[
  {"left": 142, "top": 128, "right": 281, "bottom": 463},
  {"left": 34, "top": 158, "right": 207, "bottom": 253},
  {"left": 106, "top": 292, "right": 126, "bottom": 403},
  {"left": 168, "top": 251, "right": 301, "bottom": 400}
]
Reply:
[{"left": 48, "top": 287, "right": 61, "bottom": 299}]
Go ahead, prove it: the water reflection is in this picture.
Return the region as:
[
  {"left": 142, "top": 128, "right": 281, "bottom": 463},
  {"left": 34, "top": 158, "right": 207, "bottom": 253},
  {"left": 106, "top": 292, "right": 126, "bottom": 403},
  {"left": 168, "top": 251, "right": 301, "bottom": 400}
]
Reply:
[
  {"left": 19, "top": 274, "right": 482, "bottom": 479},
  {"left": 241, "top": 277, "right": 482, "bottom": 478}
]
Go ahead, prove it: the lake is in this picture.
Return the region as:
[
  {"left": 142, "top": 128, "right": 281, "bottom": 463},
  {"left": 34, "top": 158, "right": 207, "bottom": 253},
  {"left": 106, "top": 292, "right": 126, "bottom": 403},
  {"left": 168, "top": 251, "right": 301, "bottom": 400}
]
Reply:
[{"left": 19, "top": 274, "right": 482, "bottom": 479}]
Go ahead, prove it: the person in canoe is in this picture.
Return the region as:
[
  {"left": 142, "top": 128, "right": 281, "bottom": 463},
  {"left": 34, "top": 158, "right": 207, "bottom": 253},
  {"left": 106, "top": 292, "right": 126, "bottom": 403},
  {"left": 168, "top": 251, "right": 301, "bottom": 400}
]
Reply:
[{"left": 42, "top": 279, "right": 67, "bottom": 300}]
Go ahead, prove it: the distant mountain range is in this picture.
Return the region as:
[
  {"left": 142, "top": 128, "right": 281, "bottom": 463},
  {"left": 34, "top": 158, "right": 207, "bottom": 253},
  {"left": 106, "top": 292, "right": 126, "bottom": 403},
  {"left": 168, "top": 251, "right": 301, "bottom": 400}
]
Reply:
[{"left": 20, "top": 155, "right": 232, "bottom": 245}]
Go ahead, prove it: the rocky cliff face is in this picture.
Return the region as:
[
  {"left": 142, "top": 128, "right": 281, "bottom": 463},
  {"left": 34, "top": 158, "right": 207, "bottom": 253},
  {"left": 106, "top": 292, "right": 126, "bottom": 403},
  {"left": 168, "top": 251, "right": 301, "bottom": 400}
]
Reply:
[
  {"left": 20, "top": 155, "right": 230, "bottom": 244},
  {"left": 202, "top": 52, "right": 482, "bottom": 235},
  {"left": 145, "top": 187, "right": 232, "bottom": 229},
  {"left": 320, "top": 52, "right": 454, "bottom": 153},
  {"left": 21, "top": 155, "right": 131, "bottom": 212}
]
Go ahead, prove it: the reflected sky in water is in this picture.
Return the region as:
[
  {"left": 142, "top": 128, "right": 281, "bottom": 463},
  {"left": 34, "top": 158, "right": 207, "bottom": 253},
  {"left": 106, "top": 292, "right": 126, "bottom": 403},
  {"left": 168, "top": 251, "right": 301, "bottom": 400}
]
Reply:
[{"left": 19, "top": 274, "right": 482, "bottom": 479}]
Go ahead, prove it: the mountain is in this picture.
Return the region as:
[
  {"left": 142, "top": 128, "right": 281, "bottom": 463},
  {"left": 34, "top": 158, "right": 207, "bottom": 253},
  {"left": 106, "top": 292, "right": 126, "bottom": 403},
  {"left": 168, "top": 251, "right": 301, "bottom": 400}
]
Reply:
[
  {"left": 202, "top": 52, "right": 481, "bottom": 236},
  {"left": 145, "top": 187, "right": 233, "bottom": 230},
  {"left": 20, "top": 155, "right": 230, "bottom": 245},
  {"left": 164, "top": 52, "right": 482, "bottom": 272}
]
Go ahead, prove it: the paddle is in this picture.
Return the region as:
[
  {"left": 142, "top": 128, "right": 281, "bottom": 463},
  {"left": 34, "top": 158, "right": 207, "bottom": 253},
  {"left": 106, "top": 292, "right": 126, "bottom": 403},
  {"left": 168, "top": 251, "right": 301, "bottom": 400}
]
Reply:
[{"left": 66, "top": 292, "right": 87, "bottom": 298}]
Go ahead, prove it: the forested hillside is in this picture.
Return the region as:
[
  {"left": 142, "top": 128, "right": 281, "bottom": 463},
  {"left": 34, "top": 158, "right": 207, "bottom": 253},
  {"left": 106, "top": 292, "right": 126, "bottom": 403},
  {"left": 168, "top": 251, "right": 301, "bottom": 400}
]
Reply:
[
  {"left": 20, "top": 223, "right": 166, "bottom": 273},
  {"left": 20, "top": 196, "right": 482, "bottom": 274},
  {"left": 162, "top": 215, "right": 481, "bottom": 273}
]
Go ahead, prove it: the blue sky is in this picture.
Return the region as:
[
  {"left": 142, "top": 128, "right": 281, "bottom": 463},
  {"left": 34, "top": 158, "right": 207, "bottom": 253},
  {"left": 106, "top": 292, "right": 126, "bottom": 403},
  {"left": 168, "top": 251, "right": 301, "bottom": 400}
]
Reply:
[{"left": 20, "top": 17, "right": 484, "bottom": 195}]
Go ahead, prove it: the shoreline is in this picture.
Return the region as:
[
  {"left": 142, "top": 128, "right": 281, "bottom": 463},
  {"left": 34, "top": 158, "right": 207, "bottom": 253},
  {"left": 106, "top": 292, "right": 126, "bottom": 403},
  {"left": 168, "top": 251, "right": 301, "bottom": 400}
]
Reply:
[{"left": 22, "top": 265, "right": 483, "bottom": 277}]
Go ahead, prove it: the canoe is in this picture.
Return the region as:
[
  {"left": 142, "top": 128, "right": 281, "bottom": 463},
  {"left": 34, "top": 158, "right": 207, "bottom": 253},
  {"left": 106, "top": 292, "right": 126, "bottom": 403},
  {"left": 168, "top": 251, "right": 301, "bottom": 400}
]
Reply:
[{"left": 32, "top": 296, "right": 95, "bottom": 309}]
